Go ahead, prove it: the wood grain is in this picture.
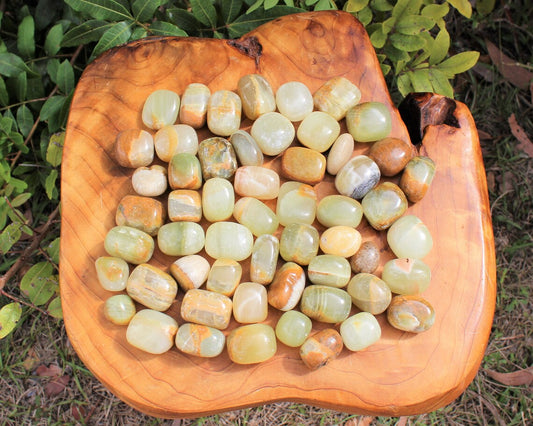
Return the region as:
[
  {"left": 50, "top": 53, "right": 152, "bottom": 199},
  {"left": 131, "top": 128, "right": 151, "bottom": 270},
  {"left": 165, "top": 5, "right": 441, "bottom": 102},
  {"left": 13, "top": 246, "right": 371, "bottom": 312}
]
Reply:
[{"left": 60, "top": 11, "right": 496, "bottom": 418}]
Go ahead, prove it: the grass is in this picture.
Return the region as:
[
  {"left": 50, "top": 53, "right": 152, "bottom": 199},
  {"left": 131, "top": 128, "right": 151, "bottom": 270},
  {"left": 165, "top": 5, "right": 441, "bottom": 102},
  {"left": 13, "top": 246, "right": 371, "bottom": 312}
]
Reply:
[{"left": 1, "top": 1, "right": 532, "bottom": 425}]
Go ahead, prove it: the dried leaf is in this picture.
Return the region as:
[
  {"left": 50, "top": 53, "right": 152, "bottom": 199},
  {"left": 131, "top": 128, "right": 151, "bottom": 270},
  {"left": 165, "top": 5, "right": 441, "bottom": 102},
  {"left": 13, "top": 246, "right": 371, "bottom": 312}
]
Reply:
[
  {"left": 508, "top": 113, "right": 533, "bottom": 157},
  {"left": 35, "top": 363, "right": 70, "bottom": 397},
  {"left": 22, "top": 348, "right": 40, "bottom": 371},
  {"left": 36, "top": 363, "right": 62, "bottom": 377},
  {"left": 396, "top": 417, "right": 409, "bottom": 426},
  {"left": 477, "top": 129, "right": 493, "bottom": 140},
  {"left": 485, "top": 366, "right": 533, "bottom": 386},
  {"left": 486, "top": 40, "right": 533, "bottom": 90}
]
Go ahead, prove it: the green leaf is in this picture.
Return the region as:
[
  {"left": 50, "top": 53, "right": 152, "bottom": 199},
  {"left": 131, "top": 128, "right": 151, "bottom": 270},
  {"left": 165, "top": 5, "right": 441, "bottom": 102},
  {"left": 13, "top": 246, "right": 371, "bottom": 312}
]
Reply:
[
  {"left": 16, "top": 72, "right": 27, "bottom": 102},
  {"left": 429, "top": 27, "right": 450, "bottom": 65},
  {"left": 91, "top": 21, "right": 133, "bottom": 60},
  {"left": 437, "top": 50, "right": 479, "bottom": 78},
  {"left": 380, "top": 62, "right": 391, "bottom": 76},
  {"left": 371, "top": 0, "right": 393, "bottom": 12},
  {"left": 11, "top": 193, "right": 32, "bottom": 208},
  {"left": 64, "top": 0, "right": 133, "bottom": 21},
  {"left": 46, "top": 132, "right": 65, "bottom": 167},
  {"left": 0, "top": 223, "right": 22, "bottom": 255},
  {"left": 132, "top": 0, "right": 162, "bottom": 22},
  {"left": 446, "top": 0, "right": 471, "bottom": 18},
  {"left": 392, "top": 0, "right": 422, "bottom": 19},
  {"left": 40, "top": 96, "right": 65, "bottom": 123},
  {"left": 17, "top": 15, "right": 35, "bottom": 58},
  {"left": 56, "top": 60, "right": 75, "bottom": 95},
  {"left": 20, "top": 263, "right": 58, "bottom": 306},
  {"left": 382, "top": 16, "right": 396, "bottom": 33},
  {"left": 61, "top": 20, "right": 114, "bottom": 47},
  {"left": 421, "top": 3, "right": 449, "bottom": 20},
  {"left": 16, "top": 106, "right": 33, "bottom": 138},
  {"left": 246, "top": 0, "right": 264, "bottom": 14},
  {"left": 44, "top": 23, "right": 64, "bottom": 56},
  {"left": 165, "top": 8, "right": 201, "bottom": 34},
  {"left": 0, "top": 303, "right": 22, "bottom": 339},
  {"left": 477, "top": 0, "right": 496, "bottom": 16},
  {"left": 396, "top": 15, "right": 435, "bottom": 35},
  {"left": 408, "top": 69, "right": 432, "bottom": 92},
  {"left": 46, "top": 237, "right": 61, "bottom": 264},
  {"left": 190, "top": 0, "right": 218, "bottom": 28},
  {"left": 0, "top": 77, "right": 8, "bottom": 106},
  {"left": 429, "top": 68, "right": 454, "bottom": 98},
  {"left": 265, "top": 0, "right": 279, "bottom": 9},
  {"left": 149, "top": 21, "right": 187, "bottom": 37},
  {"left": 356, "top": 6, "right": 373, "bottom": 26},
  {"left": 35, "top": 0, "right": 64, "bottom": 30},
  {"left": 221, "top": 0, "right": 244, "bottom": 23},
  {"left": 314, "top": 0, "right": 336, "bottom": 11},
  {"left": 397, "top": 72, "right": 413, "bottom": 97},
  {"left": 0, "top": 53, "right": 35, "bottom": 78},
  {"left": 384, "top": 43, "right": 411, "bottom": 63},
  {"left": 47, "top": 59, "right": 60, "bottom": 85},
  {"left": 343, "top": 0, "right": 369, "bottom": 13},
  {"left": 228, "top": 6, "right": 303, "bottom": 38},
  {"left": 370, "top": 28, "right": 387, "bottom": 49},
  {"left": 45, "top": 169, "right": 58, "bottom": 200},
  {"left": 130, "top": 26, "right": 148, "bottom": 40},
  {"left": 390, "top": 33, "right": 426, "bottom": 51},
  {"left": 47, "top": 296, "right": 63, "bottom": 319}
]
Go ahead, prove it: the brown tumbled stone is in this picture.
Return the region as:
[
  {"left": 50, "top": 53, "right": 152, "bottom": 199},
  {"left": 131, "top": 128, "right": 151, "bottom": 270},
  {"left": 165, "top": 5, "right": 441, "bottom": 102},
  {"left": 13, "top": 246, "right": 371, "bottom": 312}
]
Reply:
[
  {"left": 368, "top": 137, "right": 416, "bottom": 177},
  {"left": 281, "top": 146, "right": 326, "bottom": 185}
]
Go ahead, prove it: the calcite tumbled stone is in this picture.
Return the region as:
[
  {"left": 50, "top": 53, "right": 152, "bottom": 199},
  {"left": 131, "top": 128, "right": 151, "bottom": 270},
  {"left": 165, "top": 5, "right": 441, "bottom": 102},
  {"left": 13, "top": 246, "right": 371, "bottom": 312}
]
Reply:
[
  {"left": 387, "top": 295, "right": 435, "bottom": 333},
  {"left": 115, "top": 194, "right": 165, "bottom": 236},
  {"left": 300, "top": 285, "right": 351, "bottom": 323},
  {"left": 275, "top": 310, "right": 312, "bottom": 348},
  {"left": 387, "top": 215, "right": 433, "bottom": 259},
  {"left": 175, "top": 323, "right": 225, "bottom": 358},
  {"left": 382, "top": 258, "right": 431, "bottom": 295},
  {"left": 400, "top": 156, "right": 436, "bottom": 203},
  {"left": 340, "top": 312, "right": 381, "bottom": 351},
  {"left": 104, "top": 226, "right": 154, "bottom": 265},
  {"left": 114, "top": 129, "right": 154, "bottom": 168},
  {"left": 197, "top": 137, "right": 237, "bottom": 180},
  {"left": 250, "top": 234, "right": 279, "bottom": 285},
  {"left": 313, "top": 76, "right": 362, "bottom": 120},
  {"left": 238, "top": 74, "right": 276, "bottom": 120},
  {"left": 233, "top": 282, "right": 268, "bottom": 324},
  {"left": 346, "top": 101, "right": 392, "bottom": 142},
  {"left": 126, "top": 263, "right": 178, "bottom": 312},
  {"left": 335, "top": 155, "right": 380, "bottom": 200},
  {"left": 362, "top": 182, "right": 408, "bottom": 230},
  {"left": 227, "top": 324, "right": 277, "bottom": 364},
  {"left": 180, "top": 289, "right": 233, "bottom": 330},
  {"left": 126, "top": 309, "right": 178, "bottom": 354},
  {"left": 281, "top": 146, "right": 326, "bottom": 185},
  {"left": 179, "top": 83, "right": 210, "bottom": 129},
  {"left": 279, "top": 223, "right": 319, "bottom": 266},
  {"left": 207, "top": 90, "right": 241, "bottom": 137},
  {"left": 347, "top": 273, "right": 392, "bottom": 315},
  {"left": 95, "top": 256, "right": 129, "bottom": 291},
  {"left": 299, "top": 328, "right": 343, "bottom": 370},
  {"left": 267, "top": 262, "right": 306, "bottom": 311},
  {"left": 368, "top": 137, "right": 415, "bottom": 177}
]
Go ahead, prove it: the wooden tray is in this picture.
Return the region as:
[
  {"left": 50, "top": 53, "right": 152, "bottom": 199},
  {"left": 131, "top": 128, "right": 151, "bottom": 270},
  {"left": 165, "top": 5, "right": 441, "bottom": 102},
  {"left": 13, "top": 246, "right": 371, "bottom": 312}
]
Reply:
[{"left": 60, "top": 11, "right": 496, "bottom": 418}]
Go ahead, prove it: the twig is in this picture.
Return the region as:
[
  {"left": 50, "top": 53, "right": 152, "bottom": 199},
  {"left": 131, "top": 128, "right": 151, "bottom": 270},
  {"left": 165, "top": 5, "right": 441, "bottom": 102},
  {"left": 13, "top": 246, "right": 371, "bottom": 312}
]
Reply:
[{"left": 0, "top": 288, "right": 50, "bottom": 316}]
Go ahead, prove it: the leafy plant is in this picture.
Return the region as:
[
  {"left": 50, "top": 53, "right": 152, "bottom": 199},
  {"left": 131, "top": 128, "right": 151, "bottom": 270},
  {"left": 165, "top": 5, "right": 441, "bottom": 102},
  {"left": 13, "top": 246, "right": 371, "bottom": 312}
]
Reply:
[{"left": 0, "top": 0, "right": 489, "bottom": 339}]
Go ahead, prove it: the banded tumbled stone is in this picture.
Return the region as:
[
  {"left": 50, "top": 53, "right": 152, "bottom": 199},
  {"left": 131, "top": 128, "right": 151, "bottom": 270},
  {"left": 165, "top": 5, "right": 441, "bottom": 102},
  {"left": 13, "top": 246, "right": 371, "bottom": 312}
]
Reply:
[
  {"left": 168, "top": 190, "right": 202, "bottom": 222},
  {"left": 104, "top": 226, "right": 154, "bottom": 265},
  {"left": 276, "top": 181, "right": 317, "bottom": 227},
  {"left": 207, "top": 90, "right": 241, "bottom": 137},
  {"left": 382, "top": 258, "right": 431, "bottom": 295},
  {"left": 319, "top": 225, "right": 362, "bottom": 258},
  {"left": 250, "top": 234, "right": 279, "bottom": 285},
  {"left": 132, "top": 165, "right": 167, "bottom": 197},
  {"left": 179, "top": 83, "right": 210, "bottom": 129},
  {"left": 154, "top": 124, "right": 198, "bottom": 162},
  {"left": 104, "top": 294, "right": 136, "bottom": 325},
  {"left": 202, "top": 177, "right": 235, "bottom": 222},
  {"left": 346, "top": 101, "right": 392, "bottom": 142},
  {"left": 275, "top": 81, "right": 313, "bottom": 122},
  {"left": 233, "top": 166, "right": 280, "bottom": 200},
  {"left": 267, "top": 262, "right": 306, "bottom": 311},
  {"left": 387, "top": 295, "right": 435, "bottom": 333},
  {"left": 180, "top": 288, "right": 233, "bottom": 330},
  {"left": 251, "top": 112, "right": 295, "bottom": 156},
  {"left": 275, "top": 310, "right": 312, "bottom": 348},
  {"left": 279, "top": 223, "right": 319, "bottom": 266},
  {"left": 198, "top": 137, "right": 237, "bottom": 180},
  {"left": 316, "top": 195, "right": 363, "bottom": 228},
  {"left": 313, "top": 76, "right": 362, "bottom": 120},
  {"left": 233, "top": 197, "right": 278, "bottom": 236},
  {"left": 237, "top": 74, "right": 276, "bottom": 120},
  {"left": 170, "top": 255, "right": 210, "bottom": 291},
  {"left": 142, "top": 89, "right": 180, "bottom": 130},
  {"left": 95, "top": 256, "right": 129, "bottom": 291},
  {"left": 340, "top": 312, "right": 381, "bottom": 351},
  {"left": 206, "top": 258, "right": 242, "bottom": 296},
  {"left": 300, "top": 285, "right": 351, "bottom": 323},
  {"left": 347, "top": 273, "right": 391, "bottom": 315},
  {"left": 387, "top": 215, "right": 433, "bottom": 259},
  {"left": 335, "top": 155, "right": 380, "bottom": 199},
  {"left": 362, "top": 182, "right": 408, "bottom": 231},
  {"left": 205, "top": 222, "right": 253, "bottom": 261},
  {"left": 168, "top": 152, "right": 202, "bottom": 190},
  {"left": 299, "top": 328, "right": 343, "bottom": 370},
  {"left": 157, "top": 222, "right": 205, "bottom": 256},
  {"left": 368, "top": 137, "right": 415, "bottom": 177},
  {"left": 229, "top": 130, "right": 264, "bottom": 166},
  {"left": 115, "top": 194, "right": 165, "bottom": 236},
  {"left": 175, "top": 323, "right": 225, "bottom": 358},
  {"left": 281, "top": 147, "right": 326, "bottom": 185},
  {"left": 126, "top": 309, "right": 178, "bottom": 354},
  {"left": 307, "top": 255, "right": 351, "bottom": 288},
  {"left": 227, "top": 323, "right": 277, "bottom": 364},
  {"left": 126, "top": 263, "right": 178, "bottom": 312},
  {"left": 400, "top": 156, "right": 436, "bottom": 203},
  {"left": 232, "top": 282, "right": 268, "bottom": 324},
  {"left": 114, "top": 129, "right": 154, "bottom": 168},
  {"left": 297, "top": 111, "right": 340, "bottom": 152}
]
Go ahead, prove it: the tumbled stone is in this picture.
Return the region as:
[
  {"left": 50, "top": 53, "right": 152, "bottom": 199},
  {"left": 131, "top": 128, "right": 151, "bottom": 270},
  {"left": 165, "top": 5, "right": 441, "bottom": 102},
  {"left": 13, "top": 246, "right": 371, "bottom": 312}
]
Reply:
[
  {"left": 168, "top": 153, "right": 202, "bottom": 190},
  {"left": 95, "top": 256, "right": 129, "bottom": 292},
  {"left": 275, "top": 310, "right": 312, "bottom": 348},
  {"left": 205, "top": 221, "right": 253, "bottom": 261},
  {"left": 340, "top": 312, "right": 381, "bottom": 351},
  {"left": 233, "top": 197, "right": 279, "bottom": 236},
  {"left": 115, "top": 194, "right": 165, "bottom": 236},
  {"left": 316, "top": 195, "right": 363, "bottom": 228},
  {"left": 179, "top": 83, "right": 210, "bottom": 129},
  {"left": 104, "top": 226, "right": 154, "bottom": 265},
  {"left": 299, "top": 328, "right": 343, "bottom": 370},
  {"left": 157, "top": 222, "right": 205, "bottom": 256},
  {"left": 167, "top": 190, "right": 202, "bottom": 222},
  {"left": 297, "top": 111, "right": 340, "bottom": 152},
  {"left": 368, "top": 137, "right": 415, "bottom": 177},
  {"left": 307, "top": 254, "right": 351, "bottom": 288},
  {"left": 126, "top": 263, "right": 178, "bottom": 311},
  {"left": 300, "top": 285, "right": 351, "bottom": 323},
  {"left": 142, "top": 89, "right": 180, "bottom": 130},
  {"left": 319, "top": 226, "right": 362, "bottom": 258},
  {"left": 250, "top": 234, "right": 279, "bottom": 285},
  {"left": 387, "top": 295, "right": 435, "bottom": 333},
  {"left": 202, "top": 177, "right": 235, "bottom": 222},
  {"left": 382, "top": 258, "right": 431, "bottom": 295},
  {"left": 346, "top": 102, "right": 392, "bottom": 142},
  {"left": 230, "top": 130, "right": 264, "bottom": 166},
  {"left": 276, "top": 182, "right": 317, "bottom": 227},
  {"left": 251, "top": 112, "right": 295, "bottom": 156},
  {"left": 335, "top": 155, "right": 380, "bottom": 199},
  {"left": 170, "top": 255, "right": 210, "bottom": 291},
  {"left": 233, "top": 282, "right": 268, "bottom": 323},
  {"left": 207, "top": 90, "right": 241, "bottom": 137},
  {"left": 126, "top": 309, "right": 178, "bottom": 354},
  {"left": 238, "top": 74, "right": 276, "bottom": 120},
  {"left": 154, "top": 124, "right": 198, "bottom": 162},
  {"left": 326, "top": 133, "right": 355, "bottom": 175},
  {"left": 104, "top": 294, "right": 136, "bottom": 325},
  {"left": 349, "top": 241, "right": 380, "bottom": 274},
  {"left": 234, "top": 166, "right": 280, "bottom": 200},
  {"left": 180, "top": 288, "right": 233, "bottom": 330},
  {"left": 132, "top": 165, "right": 168, "bottom": 197},
  {"left": 347, "top": 273, "right": 391, "bottom": 315},
  {"left": 400, "top": 156, "right": 436, "bottom": 203},
  {"left": 175, "top": 323, "right": 225, "bottom": 357},
  {"left": 281, "top": 147, "right": 326, "bottom": 185},
  {"left": 362, "top": 182, "right": 408, "bottom": 230},
  {"left": 227, "top": 324, "right": 277, "bottom": 364},
  {"left": 279, "top": 223, "right": 319, "bottom": 266},
  {"left": 313, "top": 76, "right": 362, "bottom": 120},
  {"left": 267, "top": 262, "right": 306, "bottom": 311},
  {"left": 114, "top": 129, "right": 154, "bottom": 168},
  {"left": 387, "top": 215, "right": 433, "bottom": 259},
  {"left": 275, "top": 81, "right": 313, "bottom": 122},
  {"left": 206, "top": 258, "right": 242, "bottom": 296},
  {"left": 197, "top": 137, "right": 237, "bottom": 180}
]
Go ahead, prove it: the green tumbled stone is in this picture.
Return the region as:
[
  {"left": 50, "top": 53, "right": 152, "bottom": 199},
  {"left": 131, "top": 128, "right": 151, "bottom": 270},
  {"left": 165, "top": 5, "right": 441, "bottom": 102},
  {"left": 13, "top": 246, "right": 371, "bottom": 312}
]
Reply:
[
  {"left": 227, "top": 323, "right": 277, "bottom": 364},
  {"left": 382, "top": 258, "right": 431, "bottom": 295},
  {"left": 279, "top": 223, "right": 319, "bottom": 266},
  {"left": 206, "top": 258, "right": 242, "bottom": 296},
  {"left": 387, "top": 295, "right": 435, "bottom": 333},
  {"left": 127, "top": 263, "right": 178, "bottom": 312},
  {"left": 400, "top": 156, "right": 436, "bottom": 203},
  {"left": 126, "top": 309, "right": 178, "bottom": 354},
  {"left": 205, "top": 222, "right": 253, "bottom": 261},
  {"left": 233, "top": 282, "right": 268, "bottom": 323},
  {"left": 207, "top": 90, "right": 242, "bottom": 137},
  {"left": 104, "top": 226, "right": 154, "bottom": 265},
  {"left": 250, "top": 234, "right": 279, "bottom": 284},
  {"left": 335, "top": 155, "right": 380, "bottom": 199},
  {"left": 142, "top": 89, "right": 180, "bottom": 130},
  {"left": 387, "top": 215, "right": 433, "bottom": 259},
  {"left": 297, "top": 111, "right": 340, "bottom": 152},
  {"left": 168, "top": 152, "right": 202, "bottom": 190},
  {"left": 95, "top": 256, "right": 129, "bottom": 291},
  {"left": 362, "top": 182, "right": 408, "bottom": 230},
  {"left": 180, "top": 289, "right": 233, "bottom": 330},
  {"left": 104, "top": 294, "right": 136, "bottom": 325},
  {"left": 300, "top": 285, "right": 351, "bottom": 323},
  {"left": 202, "top": 177, "right": 235, "bottom": 222},
  {"left": 313, "top": 76, "right": 362, "bottom": 121},
  {"left": 299, "top": 328, "right": 343, "bottom": 370},
  {"left": 197, "top": 137, "right": 237, "bottom": 180},
  {"left": 229, "top": 130, "right": 264, "bottom": 166},
  {"left": 238, "top": 74, "right": 276, "bottom": 120},
  {"left": 175, "top": 323, "right": 225, "bottom": 358},
  {"left": 340, "top": 312, "right": 381, "bottom": 351},
  {"left": 276, "top": 182, "right": 317, "bottom": 227},
  {"left": 347, "top": 273, "right": 392, "bottom": 315},
  {"left": 251, "top": 112, "right": 295, "bottom": 156},
  {"left": 157, "top": 222, "right": 205, "bottom": 256},
  {"left": 233, "top": 197, "right": 279, "bottom": 236},
  {"left": 275, "top": 310, "right": 312, "bottom": 348},
  {"left": 316, "top": 195, "right": 363, "bottom": 228},
  {"left": 307, "top": 255, "right": 351, "bottom": 288},
  {"left": 346, "top": 101, "right": 392, "bottom": 142}
]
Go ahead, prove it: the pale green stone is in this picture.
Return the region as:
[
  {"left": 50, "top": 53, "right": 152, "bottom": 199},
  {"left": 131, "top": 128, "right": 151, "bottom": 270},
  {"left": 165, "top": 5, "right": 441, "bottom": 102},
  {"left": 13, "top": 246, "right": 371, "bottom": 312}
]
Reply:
[
  {"left": 307, "top": 255, "right": 351, "bottom": 288},
  {"left": 316, "top": 195, "right": 363, "bottom": 228},
  {"left": 346, "top": 101, "right": 392, "bottom": 142},
  {"left": 104, "top": 226, "right": 154, "bottom": 264},
  {"left": 168, "top": 152, "right": 202, "bottom": 190},
  {"left": 179, "top": 83, "right": 210, "bottom": 128},
  {"left": 126, "top": 263, "right": 178, "bottom": 311},
  {"left": 233, "top": 197, "right": 279, "bottom": 236},
  {"left": 251, "top": 112, "right": 295, "bottom": 156},
  {"left": 142, "top": 90, "right": 180, "bottom": 130},
  {"left": 227, "top": 323, "right": 277, "bottom": 364},
  {"left": 276, "top": 181, "right": 317, "bottom": 227},
  {"left": 238, "top": 74, "right": 276, "bottom": 120},
  {"left": 347, "top": 273, "right": 391, "bottom": 315},
  {"left": 387, "top": 215, "right": 433, "bottom": 259},
  {"left": 233, "top": 282, "right": 268, "bottom": 324},
  {"left": 126, "top": 309, "right": 178, "bottom": 354},
  {"left": 340, "top": 312, "right": 381, "bottom": 351},
  {"left": 175, "top": 323, "right": 225, "bottom": 358},
  {"left": 206, "top": 258, "right": 242, "bottom": 296},
  {"left": 202, "top": 177, "right": 235, "bottom": 222},
  {"left": 250, "top": 234, "right": 279, "bottom": 284},
  {"left": 229, "top": 130, "right": 264, "bottom": 166},
  {"left": 362, "top": 182, "right": 408, "bottom": 230},
  {"left": 180, "top": 288, "right": 233, "bottom": 330},
  {"left": 104, "top": 294, "right": 136, "bottom": 325},
  {"left": 157, "top": 222, "right": 205, "bottom": 256},
  {"left": 300, "top": 285, "right": 351, "bottom": 323},
  {"left": 313, "top": 76, "right": 362, "bottom": 121},
  {"left": 279, "top": 223, "right": 319, "bottom": 266},
  {"left": 275, "top": 310, "right": 312, "bottom": 347},
  {"left": 95, "top": 256, "right": 129, "bottom": 291},
  {"left": 382, "top": 258, "right": 431, "bottom": 295},
  {"left": 205, "top": 222, "right": 253, "bottom": 261},
  {"left": 275, "top": 81, "right": 313, "bottom": 122},
  {"left": 296, "top": 111, "right": 340, "bottom": 152},
  {"left": 207, "top": 90, "right": 242, "bottom": 137}
]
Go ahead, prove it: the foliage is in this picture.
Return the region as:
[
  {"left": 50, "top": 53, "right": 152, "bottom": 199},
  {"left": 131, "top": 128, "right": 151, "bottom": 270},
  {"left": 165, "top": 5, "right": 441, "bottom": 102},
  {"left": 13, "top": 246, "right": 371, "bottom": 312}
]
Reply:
[{"left": 0, "top": 0, "right": 489, "bottom": 339}]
